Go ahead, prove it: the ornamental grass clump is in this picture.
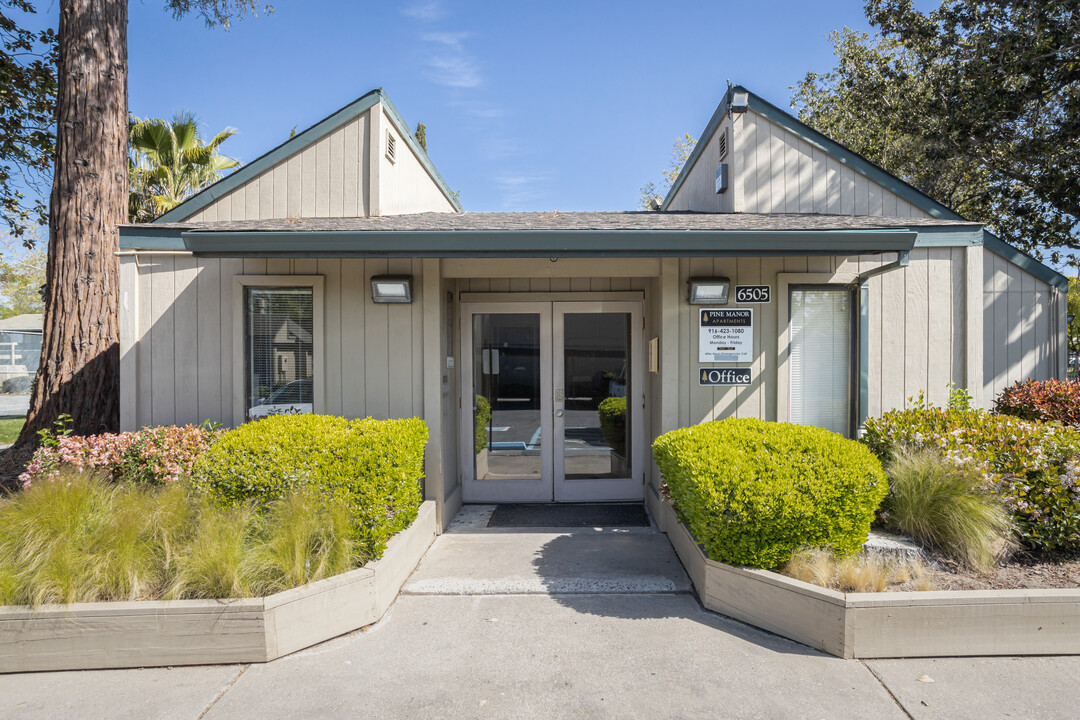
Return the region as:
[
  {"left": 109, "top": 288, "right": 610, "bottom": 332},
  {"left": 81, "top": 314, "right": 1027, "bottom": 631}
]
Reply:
[
  {"left": 653, "top": 418, "right": 888, "bottom": 568},
  {"left": 782, "top": 547, "right": 934, "bottom": 592},
  {"left": 882, "top": 448, "right": 1014, "bottom": 572}
]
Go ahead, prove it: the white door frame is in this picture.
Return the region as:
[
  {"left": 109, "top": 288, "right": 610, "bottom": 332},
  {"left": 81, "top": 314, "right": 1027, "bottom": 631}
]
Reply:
[
  {"left": 459, "top": 299, "right": 644, "bottom": 504},
  {"left": 552, "top": 301, "right": 644, "bottom": 502},
  {"left": 460, "top": 302, "right": 553, "bottom": 503}
]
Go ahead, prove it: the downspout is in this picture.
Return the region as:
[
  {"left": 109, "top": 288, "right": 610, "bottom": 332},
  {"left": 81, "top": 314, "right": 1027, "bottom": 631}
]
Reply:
[{"left": 852, "top": 250, "right": 910, "bottom": 435}]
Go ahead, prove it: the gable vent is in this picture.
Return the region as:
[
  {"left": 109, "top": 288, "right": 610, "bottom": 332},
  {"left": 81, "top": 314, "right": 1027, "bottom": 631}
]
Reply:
[
  {"left": 386, "top": 131, "right": 396, "bottom": 164},
  {"left": 718, "top": 128, "right": 728, "bottom": 160}
]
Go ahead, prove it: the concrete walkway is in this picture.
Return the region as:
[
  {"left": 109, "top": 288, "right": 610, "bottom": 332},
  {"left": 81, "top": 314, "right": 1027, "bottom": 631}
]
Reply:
[{"left": 3, "top": 505, "right": 1080, "bottom": 719}]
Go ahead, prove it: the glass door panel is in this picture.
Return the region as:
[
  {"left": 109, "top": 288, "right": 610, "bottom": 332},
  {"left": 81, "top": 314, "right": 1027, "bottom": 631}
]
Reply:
[
  {"left": 472, "top": 313, "right": 543, "bottom": 481},
  {"left": 560, "top": 313, "right": 632, "bottom": 479},
  {"left": 553, "top": 302, "right": 643, "bottom": 503},
  {"left": 461, "top": 303, "right": 552, "bottom": 503}
]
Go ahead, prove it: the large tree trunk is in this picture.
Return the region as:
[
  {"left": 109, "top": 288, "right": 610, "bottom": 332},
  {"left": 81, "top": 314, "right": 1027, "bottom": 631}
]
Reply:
[{"left": 12, "top": 0, "right": 127, "bottom": 455}]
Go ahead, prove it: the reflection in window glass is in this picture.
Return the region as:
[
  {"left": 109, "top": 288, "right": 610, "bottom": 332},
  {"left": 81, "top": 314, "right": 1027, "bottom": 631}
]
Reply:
[{"left": 244, "top": 287, "right": 314, "bottom": 420}]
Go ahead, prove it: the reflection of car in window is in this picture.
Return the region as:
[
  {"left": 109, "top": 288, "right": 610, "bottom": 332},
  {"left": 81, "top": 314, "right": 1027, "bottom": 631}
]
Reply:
[{"left": 248, "top": 378, "right": 313, "bottom": 419}]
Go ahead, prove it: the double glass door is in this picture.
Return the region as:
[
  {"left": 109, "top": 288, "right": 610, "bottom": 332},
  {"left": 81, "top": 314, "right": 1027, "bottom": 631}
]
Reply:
[{"left": 461, "top": 301, "right": 643, "bottom": 503}]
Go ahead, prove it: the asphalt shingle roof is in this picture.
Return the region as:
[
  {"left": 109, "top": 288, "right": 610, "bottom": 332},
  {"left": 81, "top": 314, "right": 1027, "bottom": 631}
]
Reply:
[{"left": 141, "top": 211, "right": 978, "bottom": 234}]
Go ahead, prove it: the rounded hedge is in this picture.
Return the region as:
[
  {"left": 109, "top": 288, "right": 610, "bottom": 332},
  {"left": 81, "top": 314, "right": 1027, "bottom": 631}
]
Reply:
[
  {"left": 653, "top": 418, "right": 888, "bottom": 568},
  {"left": 190, "top": 414, "right": 428, "bottom": 558}
]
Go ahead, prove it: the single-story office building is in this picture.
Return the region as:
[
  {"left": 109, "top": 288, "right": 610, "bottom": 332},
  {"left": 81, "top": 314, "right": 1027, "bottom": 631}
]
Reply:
[{"left": 118, "top": 86, "right": 1069, "bottom": 529}]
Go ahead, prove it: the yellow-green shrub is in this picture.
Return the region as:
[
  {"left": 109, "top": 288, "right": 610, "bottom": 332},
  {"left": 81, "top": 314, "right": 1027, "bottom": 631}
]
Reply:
[
  {"left": 191, "top": 414, "right": 428, "bottom": 559},
  {"left": 598, "top": 396, "right": 627, "bottom": 456},
  {"left": 653, "top": 418, "right": 888, "bottom": 568}
]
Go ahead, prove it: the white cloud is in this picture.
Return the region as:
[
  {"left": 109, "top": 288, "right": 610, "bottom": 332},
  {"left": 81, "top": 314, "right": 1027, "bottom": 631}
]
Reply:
[
  {"left": 495, "top": 172, "right": 552, "bottom": 208},
  {"left": 402, "top": 2, "right": 444, "bottom": 22},
  {"left": 422, "top": 32, "right": 482, "bottom": 88}
]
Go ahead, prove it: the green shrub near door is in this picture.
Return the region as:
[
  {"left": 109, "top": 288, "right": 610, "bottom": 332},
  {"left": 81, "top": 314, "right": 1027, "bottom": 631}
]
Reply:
[
  {"left": 191, "top": 414, "right": 428, "bottom": 558},
  {"left": 598, "top": 396, "right": 627, "bottom": 457},
  {"left": 653, "top": 418, "right": 888, "bottom": 568},
  {"left": 474, "top": 395, "right": 491, "bottom": 454}
]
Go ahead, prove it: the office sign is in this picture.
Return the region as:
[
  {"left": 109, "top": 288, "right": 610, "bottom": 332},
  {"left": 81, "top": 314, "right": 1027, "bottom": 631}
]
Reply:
[
  {"left": 735, "top": 285, "right": 771, "bottom": 303},
  {"left": 699, "top": 308, "right": 753, "bottom": 362},
  {"left": 699, "top": 367, "right": 752, "bottom": 386}
]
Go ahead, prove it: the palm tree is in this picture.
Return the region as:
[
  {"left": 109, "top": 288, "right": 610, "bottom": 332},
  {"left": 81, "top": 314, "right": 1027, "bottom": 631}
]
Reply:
[{"left": 128, "top": 112, "right": 240, "bottom": 222}]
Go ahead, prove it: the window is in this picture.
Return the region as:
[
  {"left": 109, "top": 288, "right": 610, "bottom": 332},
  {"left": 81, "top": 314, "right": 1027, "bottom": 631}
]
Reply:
[
  {"left": 244, "top": 286, "right": 315, "bottom": 420},
  {"left": 789, "top": 286, "right": 853, "bottom": 436}
]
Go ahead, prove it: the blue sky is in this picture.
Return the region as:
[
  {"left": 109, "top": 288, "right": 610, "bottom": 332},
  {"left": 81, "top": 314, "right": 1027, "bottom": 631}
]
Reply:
[{"left": 31, "top": 1, "right": 901, "bottom": 212}]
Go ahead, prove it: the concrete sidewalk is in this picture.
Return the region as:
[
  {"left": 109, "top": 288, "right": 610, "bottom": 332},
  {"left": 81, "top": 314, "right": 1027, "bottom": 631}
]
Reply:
[{"left": 2, "top": 506, "right": 1079, "bottom": 719}]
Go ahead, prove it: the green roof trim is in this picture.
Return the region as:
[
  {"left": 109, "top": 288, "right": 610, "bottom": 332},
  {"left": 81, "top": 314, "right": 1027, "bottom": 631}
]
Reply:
[
  {"left": 120, "top": 227, "right": 918, "bottom": 258},
  {"left": 152, "top": 88, "right": 461, "bottom": 224},
  {"left": 661, "top": 84, "right": 962, "bottom": 221}
]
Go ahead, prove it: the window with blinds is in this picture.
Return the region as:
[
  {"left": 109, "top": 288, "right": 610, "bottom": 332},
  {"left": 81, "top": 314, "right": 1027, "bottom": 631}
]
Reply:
[
  {"left": 244, "top": 286, "right": 315, "bottom": 420},
  {"left": 789, "top": 286, "right": 853, "bottom": 436}
]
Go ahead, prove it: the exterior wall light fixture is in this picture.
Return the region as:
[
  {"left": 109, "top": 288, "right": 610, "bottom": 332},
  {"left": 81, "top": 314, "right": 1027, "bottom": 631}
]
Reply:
[
  {"left": 371, "top": 276, "right": 413, "bottom": 303},
  {"left": 688, "top": 277, "right": 730, "bottom": 305},
  {"left": 730, "top": 92, "right": 749, "bottom": 113}
]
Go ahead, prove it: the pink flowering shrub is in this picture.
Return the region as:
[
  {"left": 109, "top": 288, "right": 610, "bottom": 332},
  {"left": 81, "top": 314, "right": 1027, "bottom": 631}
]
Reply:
[
  {"left": 862, "top": 394, "right": 1080, "bottom": 552},
  {"left": 20, "top": 424, "right": 220, "bottom": 489}
]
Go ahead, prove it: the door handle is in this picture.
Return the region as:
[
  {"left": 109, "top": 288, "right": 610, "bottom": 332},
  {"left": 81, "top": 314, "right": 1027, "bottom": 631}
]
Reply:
[{"left": 554, "top": 409, "right": 564, "bottom": 417}]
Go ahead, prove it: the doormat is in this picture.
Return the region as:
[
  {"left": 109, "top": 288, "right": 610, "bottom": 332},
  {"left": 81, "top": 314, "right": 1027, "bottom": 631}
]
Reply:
[{"left": 487, "top": 503, "right": 650, "bottom": 528}]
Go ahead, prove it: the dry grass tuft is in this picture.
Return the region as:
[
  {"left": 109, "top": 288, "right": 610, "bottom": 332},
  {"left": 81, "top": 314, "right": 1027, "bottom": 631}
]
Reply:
[{"left": 781, "top": 546, "right": 935, "bottom": 593}]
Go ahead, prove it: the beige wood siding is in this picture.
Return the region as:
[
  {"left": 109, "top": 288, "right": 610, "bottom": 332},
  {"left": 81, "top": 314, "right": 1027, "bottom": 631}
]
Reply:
[
  {"left": 667, "top": 108, "right": 933, "bottom": 219},
  {"left": 120, "top": 256, "right": 425, "bottom": 430},
  {"left": 186, "top": 112, "right": 371, "bottom": 223},
  {"left": 378, "top": 109, "right": 457, "bottom": 216},
  {"left": 982, "top": 248, "right": 1063, "bottom": 403}
]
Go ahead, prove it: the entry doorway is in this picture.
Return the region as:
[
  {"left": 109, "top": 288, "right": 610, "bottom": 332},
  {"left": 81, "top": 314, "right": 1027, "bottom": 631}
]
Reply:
[{"left": 460, "top": 301, "right": 644, "bottom": 503}]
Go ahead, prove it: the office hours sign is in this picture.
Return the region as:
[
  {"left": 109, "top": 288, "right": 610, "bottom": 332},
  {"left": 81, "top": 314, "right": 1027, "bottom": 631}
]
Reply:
[{"left": 699, "top": 308, "right": 753, "bottom": 363}]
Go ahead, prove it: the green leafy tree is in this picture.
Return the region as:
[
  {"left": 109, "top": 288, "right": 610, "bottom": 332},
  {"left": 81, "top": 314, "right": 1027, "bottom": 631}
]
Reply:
[
  {"left": 0, "top": 248, "right": 45, "bottom": 318},
  {"left": 11, "top": 0, "right": 270, "bottom": 468},
  {"left": 1067, "top": 277, "right": 1080, "bottom": 364},
  {"left": 639, "top": 133, "right": 696, "bottom": 210},
  {"left": 0, "top": 1, "right": 56, "bottom": 245},
  {"left": 793, "top": 0, "right": 1079, "bottom": 267},
  {"left": 128, "top": 112, "right": 240, "bottom": 222},
  {"left": 415, "top": 122, "right": 427, "bottom": 152}
]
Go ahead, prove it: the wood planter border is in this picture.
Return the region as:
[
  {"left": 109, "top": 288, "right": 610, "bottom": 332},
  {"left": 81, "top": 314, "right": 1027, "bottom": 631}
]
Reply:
[
  {"left": 0, "top": 501, "right": 437, "bottom": 673},
  {"left": 648, "top": 492, "right": 1080, "bottom": 659}
]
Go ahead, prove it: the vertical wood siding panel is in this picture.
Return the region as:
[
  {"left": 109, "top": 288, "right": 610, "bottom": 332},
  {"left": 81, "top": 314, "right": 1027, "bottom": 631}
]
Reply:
[
  {"left": 196, "top": 258, "right": 222, "bottom": 423},
  {"left": 951, "top": 247, "right": 966, "bottom": 386},
  {"left": 569, "top": 277, "right": 590, "bottom": 292},
  {"left": 219, "top": 259, "right": 242, "bottom": 423},
  {"left": 529, "top": 278, "right": 551, "bottom": 292},
  {"left": 610, "top": 277, "right": 631, "bottom": 291},
  {"left": 339, "top": 258, "right": 366, "bottom": 417},
  {"left": 172, "top": 256, "right": 200, "bottom": 425},
  {"left": 982, "top": 250, "right": 995, "bottom": 399},
  {"left": 754, "top": 115, "right": 772, "bottom": 213},
  {"left": 736, "top": 256, "right": 762, "bottom": 417},
  {"left": 229, "top": 188, "right": 245, "bottom": 221},
  {"left": 364, "top": 259, "right": 390, "bottom": 419},
  {"left": 258, "top": 170, "right": 274, "bottom": 219},
  {"left": 488, "top": 278, "right": 510, "bottom": 292},
  {"left": 769, "top": 123, "right": 785, "bottom": 213},
  {"left": 926, "top": 249, "right": 952, "bottom": 406},
  {"left": 880, "top": 260, "right": 906, "bottom": 411},
  {"left": 272, "top": 163, "right": 287, "bottom": 219},
  {"left": 1020, "top": 271, "right": 1036, "bottom": 382},
  {"left": 242, "top": 258, "right": 267, "bottom": 275},
  {"left": 343, "top": 118, "right": 359, "bottom": 216},
  {"left": 868, "top": 181, "right": 883, "bottom": 217},
  {"left": 797, "top": 141, "right": 813, "bottom": 213},
  {"left": 150, "top": 256, "right": 176, "bottom": 426},
  {"left": 315, "top": 136, "right": 331, "bottom": 217},
  {"left": 387, "top": 258, "right": 413, "bottom": 418},
  {"left": 549, "top": 277, "right": 570, "bottom": 292},
  {"left": 589, "top": 278, "right": 611, "bottom": 292},
  {"left": 881, "top": 190, "right": 897, "bottom": 217},
  {"left": 329, "top": 127, "right": 345, "bottom": 217},
  {"left": 266, "top": 258, "right": 290, "bottom": 275},
  {"left": 678, "top": 259, "right": 690, "bottom": 428},
  {"left": 782, "top": 130, "right": 799, "bottom": 213},
  {"left": 319, "top": 259, "right": 342, "bottom": 416},
  {"left": 1006, "top": 260, "right": 1022, "bottom": 385},
  {"left": 411, "top": 258, "right": 425, "bottom": 419},
  {"left": 854, "top": 175, "right": 869, "bottom": 215},
  {"left": 825, "top": 157, "right": 842, "bottom": 215},
  {"left": 761, "top": 257, "right": 783, "bottom": 421},
  {"left": 739, "top": 114, "right": 756, "bottom": 211},
  {"left": 509, "top": 277, "right": 530, "bottom": 293},
  {"left": 286, "top": 154, "right": 302, "bottom": 217},
  {"left": 839, "top": 167, "right": 855, "bottom": 215},
  {"left": 245, "top": 181, "right": 260, "bottom": 220},
  {"left": 904, "top": 251, "right": 929, "bottom": 400},
  {"left": 810, "top": 147, "right": 827, "bottom": 213},
  {"left": 993, "top": 255, "right": 1009, "bottom": 395},
  {"left": 137, "top": 260, "right": 154, "bottom": 427},
  {"left": 293, "top": 258, "right": 317, "bottom": 274},
  {"left": 711, "top": 257, "right": 739, "bottom": 421},
  {"left": 807, "top": 256, "right": 831, "bottom": 273},
  {"left": 1035, "top": 283, "right": 1049, "bottom": 379},
  {"left": 301, "top": 147, "right": 316, "bottom": 217}
]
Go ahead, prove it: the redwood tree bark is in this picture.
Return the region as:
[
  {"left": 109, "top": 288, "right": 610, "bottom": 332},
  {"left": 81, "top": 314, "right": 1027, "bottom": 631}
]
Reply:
[{"left": 15, "top": 0, "right": 127, "bottom": 448}]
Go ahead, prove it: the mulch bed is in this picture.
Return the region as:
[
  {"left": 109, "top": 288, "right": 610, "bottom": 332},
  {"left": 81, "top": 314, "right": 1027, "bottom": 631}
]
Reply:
[{"left": 928, "top": 551, "right": 1080, "bottom": 590}]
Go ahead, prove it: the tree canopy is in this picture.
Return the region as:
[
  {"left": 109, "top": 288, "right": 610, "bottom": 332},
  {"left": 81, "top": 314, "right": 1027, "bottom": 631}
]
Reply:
[
  {"left": 128, "top": 112, "right": 239, "bottom": 222},
  {"left": 793, "top": 0, "right": 1080, "bottom": 267},
  {"left": 639, "top": 133, "right": 696, "bottom": 210},
  {"left": 0, "top": 1, "right": 56, "bottom": 245}
]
